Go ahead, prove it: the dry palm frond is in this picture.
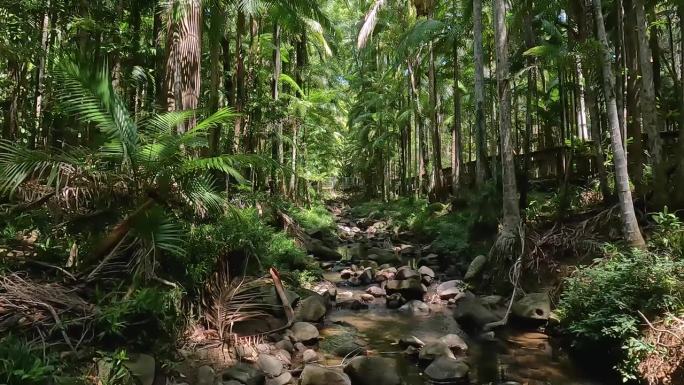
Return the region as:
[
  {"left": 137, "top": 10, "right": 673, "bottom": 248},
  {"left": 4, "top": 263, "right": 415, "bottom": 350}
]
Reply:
[
  {"left": 0, "top": 274, "right": 95, "bottom": 350},
  {"left": 638, "top": 313, "right": 684, "bottom": 385},
  {"left": 202, "top": 261, "right": 272, "bottom": 342}
]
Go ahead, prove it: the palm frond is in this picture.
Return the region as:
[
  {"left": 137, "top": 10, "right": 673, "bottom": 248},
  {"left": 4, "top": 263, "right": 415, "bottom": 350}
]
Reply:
[{"left": 357, "top": 0, "right": 386, "bottom": 49}]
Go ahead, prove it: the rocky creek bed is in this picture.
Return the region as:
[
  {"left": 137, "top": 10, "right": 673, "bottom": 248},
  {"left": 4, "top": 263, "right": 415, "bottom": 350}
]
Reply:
[{"left": 147, "top": 203, "right": 605, "bottom": 385}]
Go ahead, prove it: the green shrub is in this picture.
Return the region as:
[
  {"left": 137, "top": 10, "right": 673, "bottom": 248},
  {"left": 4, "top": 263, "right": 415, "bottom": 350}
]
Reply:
[
  {"left": 0, "top": 335, "right": 55, "bottom": 385},
  {"left": 557, "top": 245, "right": 684, "bottom": 380},
  {"left": 289, "top": 204, "right": 335, "bottom": 233}
]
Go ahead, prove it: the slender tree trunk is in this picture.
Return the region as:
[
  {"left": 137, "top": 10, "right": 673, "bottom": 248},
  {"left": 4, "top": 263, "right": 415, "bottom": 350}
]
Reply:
[
  {"left": 624, "top": 0, "right": 643, "bottom": 197},
  {"left": 473, "top": 0, "right": 487, "bottom": 186},
  {"left": 233, "top": 10, "right": 246, "bottom": 152},
  {"left": 34, "top": 0, "right": 51, "bottom": 148},
  {"left": 428, "top": 39, "right": 443, "bottom": 198},
  {"left": 208, "top": 4, "right": 223, "bottom": 156},
  {"left": 271, "top": 21, "right": 284, "bottom": 194},
  {"left": 634, "top": 0, "right": 666, "bottom": 208},
  {"left": 452, "top": 31, "right": 462, "bottom": 197},
  {"left": 676, "top": 4, "right": 684, "bottom": 208},
  {"left": 593, "top": 0, "right": 646, "bottom": 248},
  {"left": 494, "top": 0, "right": 521, "bottom": 253}
]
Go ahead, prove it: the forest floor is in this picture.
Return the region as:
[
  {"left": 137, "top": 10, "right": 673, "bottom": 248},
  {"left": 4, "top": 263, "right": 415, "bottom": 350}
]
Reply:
[{"left": 173, "top": 199, "right": 604, "bottom": 385}]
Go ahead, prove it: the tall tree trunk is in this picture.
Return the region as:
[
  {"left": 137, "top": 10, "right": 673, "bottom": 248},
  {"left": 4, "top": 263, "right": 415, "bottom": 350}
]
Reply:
[
  {"left": 163, "top": 0, "right": 202, "bottom": 132},
  {"left": 428, "top": 39, "right": 443, "bottom": 198},
  {"left": 208, "top": 4, "right": 224, "bottom": 156},
  {"left": 233, "top": 10, "right": 246, "bottom": 152},
  {"left": 520, "top": 1, "right": 536, "bottom": 218},
  {"left": 624, "top": 0, "right": 643, "bottom": 197},
  {"left": 473, "top": 0, "right": 487, "bottom": 186},
  {"left": 494, "top": 0, "right": 521, "bottom": 255},
  {"left": 676, "top": 4, "right": 684, "bottom": 208},
  {"left": 34, "top": 0, "right": 51, "bottom": 148},
  {"left": 271, "top": 21, "right": 284, "bottom": 194},
  {"left": 452, "top": 30, "right": 462, "bottom": 197},
  {"left": 593, "top": 0, "right": 646, "bottom": 248},
  {"left": 634, "top": 0, "right": 666, "bottom": 208}
]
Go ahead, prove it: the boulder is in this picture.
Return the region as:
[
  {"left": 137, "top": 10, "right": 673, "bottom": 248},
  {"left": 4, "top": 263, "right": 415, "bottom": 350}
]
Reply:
[
  {"left": 480, "top": 295, "right": 504, "bottom": 306},
  {"left": 424, "top": 357, "right": 470, "bottom": 382},
  {"left": 123, "top": 354, "right": 156, "bottom": 385},
  {"left": 340, "top": 269, "right": 354, "bottom": 279},
  {"left": 399, "top": 335, "right": 425, "bottom": 348},
  {"left": 275, "top": 339, "right": 294, "bottom": 353},
  {"left": 418, "top": 265, "right": 436, "bottom": 278},
  {"left": 512, "top": 293, "right": 551, "bottom": 321},
  {"left": 396, "top": 266, "right": 419, "bottom": 280},
  {"left": 440, "top": 287, "right": 466, "bottom": 300},
  {"left": 235, "top": 344, "right": 257, "bottom": 359},
  {"left": 436, "top": 280, "right": 466, "bottom": 296},
  {"left": 289, "top": 322, "right": 319, "bottom": 342},
  {"left": 359, "top": 268, "right": 374, "bottom": 285},
  {"left": 221, "top": 363, "right": 265, "bottom": 385},
  {"left": 312, "top": 281, "right": 337, "bottom": 300},
  {"left": 303, "top": 349, "right": 319, "bottom": 363},
  {"left": 265, "top": 372, "right": 292, "bottom": 385},
  {"left": 439, "top": 334, "right": 468, "bottom": 354},
  {"left": 337, "top": 299, "right": 369, "bottom": 310},
  {"left": 385, "top": 293, "right": 406, "bottom": 309},
  {"left": 367, "top": 248, "right": 400, "bottom": 265},
  {"left": 257, "top": 354, "right": 283, "bottom": 377},
  {"left": 265, "top": 287, "right": 300, "bottom": 315},
  {"left": 360, "top": 293, "right": 375, "bottom": 302},
  {"left": 453, "top": 297, "right": 498, "bottom": 329},
  {"left": 197, "top": 365, "right": 215, "bottom": 385},
  {"left": 272, "top": 349, "right": 291, "bottom": 366},
  {"left": 343, "top": 356, "right": 401, "bottom": 385},
  {"left": 385, "top": 278, "right": 426, "bottom": 300},
  {"left": 366, "top": 286, "right": 386, "bottom": 297},
  {"left": 300, "top": 365, "right": 351, "bottom": 385},
  {"left": 399, "top": 300, "right": 430, "bottom": 316},
  {"left": 296, "top": 294, "right": 328, "bottom": 322},
  {"left": 464, "top": 255, "right": 488, "bottom": 281},
  {"left": 419, "top": 341, "right": 456, "bottom": 361}
]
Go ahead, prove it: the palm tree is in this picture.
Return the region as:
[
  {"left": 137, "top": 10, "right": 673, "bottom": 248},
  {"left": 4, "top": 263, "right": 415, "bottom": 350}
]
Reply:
[
  {"left": 473, "top": 0, "right": 487, "bottom": 186},
  {"left": 592, "top": 0, "right": 646, "bottom": 248}
]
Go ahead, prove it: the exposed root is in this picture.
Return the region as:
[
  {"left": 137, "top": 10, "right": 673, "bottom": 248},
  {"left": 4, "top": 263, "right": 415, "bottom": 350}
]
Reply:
[
  {"left": 638, "top": 313, "right": 684, "bottom": 385},
  {"left": 485, "top": 224, "right": 525, "bottom": 330}
]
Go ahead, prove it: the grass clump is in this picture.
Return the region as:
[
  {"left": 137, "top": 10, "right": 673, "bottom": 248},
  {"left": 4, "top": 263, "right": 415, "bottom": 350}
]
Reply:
[{"left": 288, "top": 204, "right": 335, "bottom": 234}]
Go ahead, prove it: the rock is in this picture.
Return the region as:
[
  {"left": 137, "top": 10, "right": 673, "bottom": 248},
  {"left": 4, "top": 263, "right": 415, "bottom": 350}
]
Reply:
[
  {"left": 366, "top": 286, "right": 386, "bottom": 297},
  {"left": 358, "top": 268, "right": 374, "bottom": 285},
  {"left": 399, "top": 335, "right": 425, "bottom": 348},
  {"left": 265, "top": 287, "right": 300, "bottom": 311},
  {"left": 375, "top": 267, "right": 397, "bottom": 282},
  {"left": 272, "top": 349, "right": 291, "bottom": 365},
  {"left": 338, "top": 299, "right": 369, "bottom": 310},
  {"left": 512, "top": 293, "right": 551, "bottom": 321},
  {"left": 257, "top": 354, "right": 283, "bottom": 377},
  {"left": 337, "top": 291, "right": 354, "bottom": 300},
  {"left": 439, "top": 334, "right": 468, "bottom": 354},
  {"left": 418, "top": 265, "right": 435, "bottom": 278},
  {"left": 396, "top": 266, "right": 419, "bottom": 280},
  {"left": 124, "top": 354, "right": 155, "bottom": 385},
  {"left": 343, "top": 356, "right": 401, "bottom": 385},
  {"left": 303, "top": 349, "right": 319, "bottom": 363},
  {"left": 320, "top": 325, "right": 368, "bottom": 358},
  {"left": 424, "top": 356, "right": 470, "bottom": 382},
  {"left": 256, "top": 344, "right": 271, "bottom": 354},
  {"left": 296, "top": 294, "right": 328, "bottom": 322},
  {"left": 313, "top": 281, "right": 337, "bottom": 300},
  {"left": 367, "top": 248, "right": 400, "bottom": 265},
  {"left": 385, "top": 278, "right": 426, "bottom": 300},
  {"left": 360, "top": 293, "right": 375, "bottom": 302},
  {"left": 385, "top": 293, "right": 406, "bottom": 309},
  {"left": 480, "top": 295, "right": 504, "bottom": 306},
  {"left": 197, "top": 365, "right": 215, "bottom": 385},
  {"left": 236, "top": 343, "right": 257, "bottom": 359},
  {"left": 294, "top": 342, "right": 307, "bottom": 352},
  {"left": 222, "top": 381, "right": 243, "bottom": 385},
  {"left": 399, "top": 300, "right": 430, "bottom": 316},
  {"left": 436, "top": 280, "right": 466, "bottom": 296},
  {"left": 404, "top": 345, "right": 420, "bottom": 357},
  {"left": 221, "top": 363, "right": 266, "bottom": 385},
  {"left": 300, "top": 365, "right": 351, "bottom": 385},
  {"left": 453, "top": 297, "right": 499, "bottom": 329},
  {"left": 265, "top": 372, "right": 292, "bottom": 385},
  {"left": 464, "top": 255, "right": 488, "bottom": 281},
  {"left": 419, "top": 341, "right": 456, "bottom": 361},
  {"left": 275, "top": 339, "right": 294, "bottom": 353},
  {"left": 348, "top": 276, "right": 361, "bottom": 286},
  {"left": 290, "top": 322, "right": 319, "bottom": 342},
  {"left": 340, "top": 269, "right": 354, "bottom": 279}
]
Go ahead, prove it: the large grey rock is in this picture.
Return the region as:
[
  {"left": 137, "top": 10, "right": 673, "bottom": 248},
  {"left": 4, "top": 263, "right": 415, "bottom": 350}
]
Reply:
[
  {"left": 197, "top": 365, "right": 215, "bottom": 385},
  {"left": 399, "top": 300, "right": 430, "bottom": 316},
  {"left": 436, "top": 280, "right": 466, "bottom": 296},
  {"left": 289, "top": 322, "right": 319, "bottom": 342},
  {"left": 221, "top": 363, "right": 265, "bottom": 385},
  {"left": 385, "top": 278, "right": 426, "bottom": 300},
  {"left": 296, "top": 294, "right": 328, "bottom": 322},
  {"left": 127, "top": 354, "right": 155, "bottom": 385},
  {"left": 439, "top": 334, "right": 468, "bottom": 354},
  {"left": 366, "top": 286, "right": 386, "bottom": 297},
  {"left": 418, "top": 265, "right": 435, "bottom": 278},
  {"left": 424, "top": 357, "right": 470, "bottom": 382},
  {"left": 303, "top": 349, "right": 318, "bottom": 363},
  {"left": 512, "top": 293, "right": 551, "bottom": 321},
  {"left": 367, "top": 248, "right": 400, "bottom": 265},
  {"left": 257, "top": 354, "right": 283, "bottom": 377},
  {"left": 464, "top": 255, "right": 488, "bottom": 281},
  {"left": 275, "top": 339, "right": 294, "bottom": 353},
  {"left": 396, "top": 266, "right": 419, "bottom": 280},
  {"left": 312, "top": 281, "right": 337, "bottom": 300},
  {"left": 358, "top": 268, "right": 374, "bottom": 285},
  {"left": 265, "top": 372, "right": 291, "bottom": 385},
  {"left": 300, "top": 365, "right": 351, "bottom": 385},
  {"left": 419, "top": 341, "right": 456, "bottom": 361},
  {"left": 343, "top": 356, "right": 401, "bottom": 385},
  {"left": 453, "top": 297, "right": 498, "bottom": 329},
  {"left": 399, "top": 335, "right": 425, "bottom": 348}
]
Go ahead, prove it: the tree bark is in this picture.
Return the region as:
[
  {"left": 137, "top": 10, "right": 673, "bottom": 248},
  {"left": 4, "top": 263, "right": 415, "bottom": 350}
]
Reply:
[
  {"left": 233, "top": 10, "right": 246, "bottom": 152},
  {"left": 208, "top": 4, "right": 223, "bottom": 156},
  {"left": 593, "top": 0, "right": 646, "bottom": 248},
  {"left": 634, "top": 0, "right": 666, "bottom": 208},
  {"left": 34, "top": 0, "right": 51, "bottom": 148},
  {"left": 494, "top": 0, "right": 521, "bottom": 246},
  {"left": 473, "top": 0, "right": 487, "bottom": 186},
  {"left": 452, "top": 29, "right": 462, "bottom": 197},
  {"left": 624, "top": 0, "right": 643, "bottom": 197},
  {"left": 428, "top": 39, "right": 443, "bottom": 198}
]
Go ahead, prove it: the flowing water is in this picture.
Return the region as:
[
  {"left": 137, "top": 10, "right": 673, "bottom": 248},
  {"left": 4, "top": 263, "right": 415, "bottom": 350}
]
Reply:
[{"left": 318, "top": 204, "right": 607, "bottom": 385}]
